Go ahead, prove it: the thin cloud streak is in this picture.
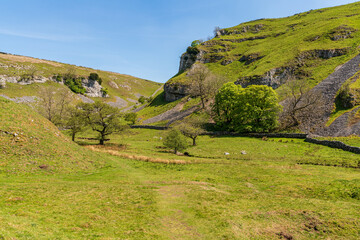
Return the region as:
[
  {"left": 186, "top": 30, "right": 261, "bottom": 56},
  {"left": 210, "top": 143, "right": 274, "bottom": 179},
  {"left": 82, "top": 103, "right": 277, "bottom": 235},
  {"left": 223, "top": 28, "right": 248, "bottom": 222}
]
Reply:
[{"left": 0, "top": 29, "right": 91, "bottom": 42}]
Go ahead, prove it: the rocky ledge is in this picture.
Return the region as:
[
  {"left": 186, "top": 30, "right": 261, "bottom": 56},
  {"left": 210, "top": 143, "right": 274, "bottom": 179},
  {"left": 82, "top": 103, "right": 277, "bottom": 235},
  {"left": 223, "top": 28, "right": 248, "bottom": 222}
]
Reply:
[{"left": 164, "top": 83, "right": 190, "bottom": 102}]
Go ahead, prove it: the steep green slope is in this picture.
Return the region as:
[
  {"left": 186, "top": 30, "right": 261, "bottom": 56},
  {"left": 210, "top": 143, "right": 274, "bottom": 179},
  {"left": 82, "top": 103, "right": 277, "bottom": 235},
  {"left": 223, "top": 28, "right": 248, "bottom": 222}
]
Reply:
[
  {"left": 168, "top": 2, "right": 360, "bottom": 97},
  {"left": 0, "top": 97, "right": 106, "bottom": 174},
  {"left": 0, "top": 53, "right": 162, "bottom": 107}
]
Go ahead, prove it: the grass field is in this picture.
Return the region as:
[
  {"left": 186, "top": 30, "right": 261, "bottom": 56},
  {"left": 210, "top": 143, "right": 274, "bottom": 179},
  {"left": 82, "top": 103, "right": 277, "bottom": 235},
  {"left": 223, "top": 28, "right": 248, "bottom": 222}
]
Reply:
[{"left": 1, "top": 98, "right": 360, "bottom": 239}]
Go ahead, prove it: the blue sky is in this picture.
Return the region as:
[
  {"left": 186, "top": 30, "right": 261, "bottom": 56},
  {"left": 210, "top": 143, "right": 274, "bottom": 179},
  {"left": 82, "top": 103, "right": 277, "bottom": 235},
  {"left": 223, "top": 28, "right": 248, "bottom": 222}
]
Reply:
[{"left": 0, "top": 0, "right": 357, "bottom": 83}]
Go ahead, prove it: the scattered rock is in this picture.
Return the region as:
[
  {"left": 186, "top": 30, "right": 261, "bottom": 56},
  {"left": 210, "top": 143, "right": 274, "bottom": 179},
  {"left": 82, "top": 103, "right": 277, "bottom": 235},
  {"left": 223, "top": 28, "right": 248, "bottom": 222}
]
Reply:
[
  {"left": 108, "top": 81, "right": 119, "bottom": 89},
  {"left": 107, "top": 96, "right": 128, "bottom": 109},
  {"left": 224, "top": 152, "right": 230, "bottom": 155},
  {"left": 241, "top": 150, "right": 247, "bottom": 155}
]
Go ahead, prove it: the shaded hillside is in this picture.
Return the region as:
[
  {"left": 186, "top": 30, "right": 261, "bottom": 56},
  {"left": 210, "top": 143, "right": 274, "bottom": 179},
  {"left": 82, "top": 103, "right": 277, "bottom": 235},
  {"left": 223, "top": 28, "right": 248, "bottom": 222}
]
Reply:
[
  {"left": 0, "top": 53, "right": 162, "bottom": 109},
  {"left": 0, "top": 97, "right": 106, "bottom": 174},
  {"left": 166, "top": 2, "right": 360, "bottom": 101}
]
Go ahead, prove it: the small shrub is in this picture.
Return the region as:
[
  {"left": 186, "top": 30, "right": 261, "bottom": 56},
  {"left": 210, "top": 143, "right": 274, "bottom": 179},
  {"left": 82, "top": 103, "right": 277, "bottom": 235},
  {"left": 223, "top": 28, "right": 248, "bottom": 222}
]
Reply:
[
  {"left": 138, "top": 96, "right": 146, "bottom": 104},
  {"left": 101, "top": 87, "right": 108, "bottom": 96},
  {"left": 89, "top": 73, "right": 102, "bottom": 85}
]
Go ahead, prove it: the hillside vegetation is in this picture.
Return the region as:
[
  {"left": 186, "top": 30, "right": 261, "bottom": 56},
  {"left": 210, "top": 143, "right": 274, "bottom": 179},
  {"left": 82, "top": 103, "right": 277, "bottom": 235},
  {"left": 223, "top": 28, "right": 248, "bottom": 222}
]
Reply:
[
  {"left": 169, "top": 2, "right": 360, "bottom": 93},
  {"left": 0, "top": 97, "right": 106, "bottom": 174},
  {"left": 0, "top": 53, "right": 162, "bottom": 107}
]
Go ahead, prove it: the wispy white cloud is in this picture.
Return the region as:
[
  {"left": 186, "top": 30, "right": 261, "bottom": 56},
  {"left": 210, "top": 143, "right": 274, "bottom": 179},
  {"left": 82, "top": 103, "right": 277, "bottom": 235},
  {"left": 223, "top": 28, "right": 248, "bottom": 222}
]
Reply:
[{"left": 0, "top": 29, "right": 91, "bottom": 42}]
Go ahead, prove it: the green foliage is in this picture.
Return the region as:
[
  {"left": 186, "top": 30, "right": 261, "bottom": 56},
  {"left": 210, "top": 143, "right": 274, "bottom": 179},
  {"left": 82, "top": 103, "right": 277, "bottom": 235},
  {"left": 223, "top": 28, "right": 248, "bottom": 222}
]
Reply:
[
  {"left": 64, "top": 76, "right": 86, "bottom": 94},
  {"left": 138, "top": 96, "right": 146, "bottom": 104},
  {"left": 124, "top": 112, "right": 137, "bottom": 125},
  {"left": 101, "top": 87, "right": 109, "bottom": 96},
  {"left": 191, "top": 40, "right": 202, "bottom": 47},
  {"left": 176, "top": 115, "right": 206, "bottom": 146},
  {"left": 169, "top": 2, "right": 360, "bottom": 98},
  {"left": 335, "top": 83, "right": 353, "bottom": 110},
  {"left": 163, "top": 129, "right": 188, "bottom": 154},
  {"left": 79, "top": 101, "right": 127, "bottom": 145},
  {"left": 213, "top": 83, "right": 282, "bottom": 132},
  {"left": 89, "top": 72, "right": 102, "bottom": 85},
  {"left": 64, "top": 106, "right": 86, "bottom": 141}
]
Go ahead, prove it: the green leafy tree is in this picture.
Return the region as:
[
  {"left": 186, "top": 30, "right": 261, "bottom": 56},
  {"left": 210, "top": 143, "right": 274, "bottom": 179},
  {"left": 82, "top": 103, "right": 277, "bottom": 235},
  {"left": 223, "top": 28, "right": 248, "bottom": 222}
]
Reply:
[
  {"left": 163, "top": 129, "right": 188, "bottom": 154},
  {"left": 213, "top": 83, "right": 282, "bottom": 132},
  {"left": 79, "top": 101, "right": 127, "bottom": 145},
  {"left": 176, "top": 116, "right": 206, "bottom": 146},
  {"left": 124, "top": 112, "right": 137, "bottom": 125},
  {"left": 65, "top": 106, "right": 86, "bottom": 141}
]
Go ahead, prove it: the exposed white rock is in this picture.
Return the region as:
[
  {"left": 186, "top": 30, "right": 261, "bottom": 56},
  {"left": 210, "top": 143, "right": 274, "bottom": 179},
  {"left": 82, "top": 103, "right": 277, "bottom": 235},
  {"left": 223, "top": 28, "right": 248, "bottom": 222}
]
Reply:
[
  {"left": 109, "top": 81, "right": 119, "bottom": 89},
  {"left": 81, "top": 78, "right": 107, "bottom": 97}
]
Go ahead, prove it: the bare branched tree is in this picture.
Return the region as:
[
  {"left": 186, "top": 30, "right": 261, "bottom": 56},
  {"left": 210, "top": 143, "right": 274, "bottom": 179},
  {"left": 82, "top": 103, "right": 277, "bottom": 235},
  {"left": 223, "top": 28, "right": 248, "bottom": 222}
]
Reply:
[
  {"left": 37, "top": 86, "right": 73, "bottom": 125},
  {"left": 187, "top": 64, "right": 224, "bottom": 109},
  {"left": 280, "top": 79, "right": 325, "bottom": 132}
]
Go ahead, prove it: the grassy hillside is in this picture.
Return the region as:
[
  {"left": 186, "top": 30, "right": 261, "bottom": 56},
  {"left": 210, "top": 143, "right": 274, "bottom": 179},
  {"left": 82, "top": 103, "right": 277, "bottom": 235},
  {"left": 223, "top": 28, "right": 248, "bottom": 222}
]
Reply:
[
  {"left": 169, "top": 1, "right": 360, "bottom": 92},
  {"left": 0, "top": 53, "right": 162, "bottom": 106},
  {"left": 0, "top": 97, "right": 106, "bottom": 174}
]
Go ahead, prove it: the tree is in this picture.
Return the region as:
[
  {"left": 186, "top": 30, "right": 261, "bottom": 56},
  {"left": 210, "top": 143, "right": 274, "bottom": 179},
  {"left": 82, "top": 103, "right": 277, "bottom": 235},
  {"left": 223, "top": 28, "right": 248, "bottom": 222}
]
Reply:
[
  {"left": 279, "top": 79, "right": 325, "bottom": 131},
  {"left": 176, "top": 116, "right": 205, "bottom": 146},
  {"left": 163, "top": 129, "right": 188, "bottom": 154},
  {"left": 213, "top": 83, "right": 282, "bottom": 132},
  {"left": 36, "top": 86, "right": 73, "bottom": 125},
  {"left": 79, "top": 101, "right": 126, "bottom": 145},
  {"left": 187, "top": 64, "right": 223, "bottom": 109},
  {"left": 64, "top": 106, "right": 86, "bottom": 141},
  {"left": 124, "top": 112, "right": 137, "bottom": 125}
]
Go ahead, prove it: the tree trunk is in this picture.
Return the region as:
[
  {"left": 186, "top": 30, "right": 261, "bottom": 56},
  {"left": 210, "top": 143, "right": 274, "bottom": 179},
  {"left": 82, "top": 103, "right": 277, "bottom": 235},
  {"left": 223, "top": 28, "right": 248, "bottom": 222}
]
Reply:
[
  {"left": 99, "top": 138, "right": 104, "bottom": 145},
  {"left": 192, "top": 137, "right": 196, "bottom": 146},
  {"left": 72, "top": 132, "right": 76, "bottom": 142},
  {"left": 201, "top": 98, "right": 205, "bottom": 109}
]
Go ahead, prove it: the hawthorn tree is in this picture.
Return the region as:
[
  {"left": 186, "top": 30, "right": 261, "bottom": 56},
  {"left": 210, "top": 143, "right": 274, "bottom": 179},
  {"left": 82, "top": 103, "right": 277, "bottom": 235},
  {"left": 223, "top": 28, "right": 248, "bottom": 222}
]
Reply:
[
  {"left": 64, "top": 106, "right": 86, "bottom": 141},
  {"left": 213, "top": 83, "right": 282, "bottom": 132},
  {"left": 163, "top": 129, "right": 188, "bottom": 154},
  {"left": 176, "top": 116, "right": 206, "bottom": 146},
  {"left": 79, "top": 101, "right": 127, "bottom": 145}
]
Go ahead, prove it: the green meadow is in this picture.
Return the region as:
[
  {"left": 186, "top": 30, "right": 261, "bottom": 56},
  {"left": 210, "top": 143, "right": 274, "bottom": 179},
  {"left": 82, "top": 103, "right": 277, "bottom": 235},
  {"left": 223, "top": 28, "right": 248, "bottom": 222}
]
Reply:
[{"left": 1, "top": 105, "right": 360, "bottom": 239}]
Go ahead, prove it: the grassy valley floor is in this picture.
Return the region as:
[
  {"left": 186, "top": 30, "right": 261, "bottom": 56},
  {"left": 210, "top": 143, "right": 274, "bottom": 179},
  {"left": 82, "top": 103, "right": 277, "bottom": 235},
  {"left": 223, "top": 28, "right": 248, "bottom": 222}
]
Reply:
[{"left": 0, "top": 128, "right": 359, "bottom": 239}]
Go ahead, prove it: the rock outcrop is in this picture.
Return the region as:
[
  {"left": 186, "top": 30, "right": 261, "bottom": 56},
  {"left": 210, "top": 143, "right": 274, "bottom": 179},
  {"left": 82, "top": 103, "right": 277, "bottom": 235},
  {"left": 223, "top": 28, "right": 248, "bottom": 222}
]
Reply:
[
  {"left": 164, "top": 83, "right": 190, "bottom": 102},
  {"left": 0, "top": 75, "right": 50, "bottom": 86},
  {"left": 235, "top": 67, "right": 295, "bottom": 89},
  {"left": 81, "top": 78, "right": 107, "bottom": 97}
]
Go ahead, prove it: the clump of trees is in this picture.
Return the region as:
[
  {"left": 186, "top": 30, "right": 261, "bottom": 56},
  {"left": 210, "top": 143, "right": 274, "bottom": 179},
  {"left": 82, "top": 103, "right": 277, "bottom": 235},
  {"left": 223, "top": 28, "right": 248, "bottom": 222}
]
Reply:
[
  {"left": 35, "top": 87, "right": 128, "bottom": 144},
  {"left": 212, "top": 82, "right": 282, "bottom": 132}
]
